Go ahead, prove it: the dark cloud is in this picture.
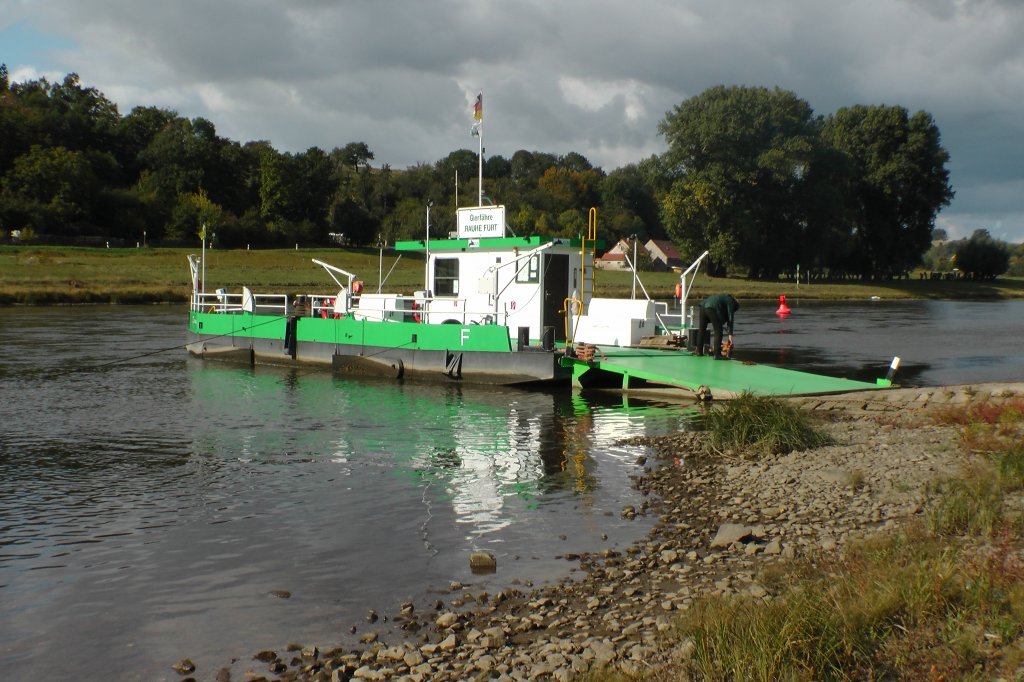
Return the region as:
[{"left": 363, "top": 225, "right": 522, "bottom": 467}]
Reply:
[{"left": 8, "top": 0, "right": 1024, "bottom": 240}]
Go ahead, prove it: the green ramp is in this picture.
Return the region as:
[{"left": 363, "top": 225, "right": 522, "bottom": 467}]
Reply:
[{"left": 563, "top": 347, "right": 890, "bottom": 398}]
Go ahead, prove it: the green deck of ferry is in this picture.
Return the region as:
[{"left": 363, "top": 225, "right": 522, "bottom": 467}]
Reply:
[{"left": 563, "top": 346, "right": 888, "bottom": 398}]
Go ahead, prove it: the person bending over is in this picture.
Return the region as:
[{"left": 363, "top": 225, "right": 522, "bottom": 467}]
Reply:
[{"left": 695, "top": 293, "right": 739, "bottom": 359}]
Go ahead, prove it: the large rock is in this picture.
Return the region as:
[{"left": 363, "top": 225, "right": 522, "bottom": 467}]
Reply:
[
  {"left": 589, "top": 639, "right": 617, "bottom": 666},
  {"left": 710, "top": 523, "right": 751, "bottom": 547},
  {"left": 435, "top": 611, "right": 458, "bottom": 628},
  {"left": 171, "top": 659, "right": 196, "bottom": 675},
  {"left": 481, "top": 626, "right": 506, "bottom": 649},
  {"left": 469, "top": 551, "right": 497, "bottom": 573}
]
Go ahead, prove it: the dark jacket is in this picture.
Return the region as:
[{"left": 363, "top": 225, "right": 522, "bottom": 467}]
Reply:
[{"left": 702, "top": 294, "right": 740, "bottom": 334}]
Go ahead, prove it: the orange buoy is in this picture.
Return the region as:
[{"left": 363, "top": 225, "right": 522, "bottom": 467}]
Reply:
[{"left": 776, "top": 295, "right": 791, "bottom": 316}]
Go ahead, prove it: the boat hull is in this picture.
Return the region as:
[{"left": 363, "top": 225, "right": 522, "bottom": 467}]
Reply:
[{"left": 187, "top": 311, "right": 569, "bottom": 386}]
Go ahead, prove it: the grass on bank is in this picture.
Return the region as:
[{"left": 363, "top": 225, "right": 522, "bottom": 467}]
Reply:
[
  {"left": 3, "top": 245, "right": 1024, "bottom": 305},
  {"left": 653, "top": 396, "right": 1024, "bottom": 682}
]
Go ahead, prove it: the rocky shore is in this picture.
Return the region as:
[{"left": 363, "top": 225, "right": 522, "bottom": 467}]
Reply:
[{"left": 184, "top": 383, "right": 1024, "bottom": 682}]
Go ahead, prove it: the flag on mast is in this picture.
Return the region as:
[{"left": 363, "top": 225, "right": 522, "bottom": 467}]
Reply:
[{"left": 471, "top": 92, "right": 482, "bottom": 136}]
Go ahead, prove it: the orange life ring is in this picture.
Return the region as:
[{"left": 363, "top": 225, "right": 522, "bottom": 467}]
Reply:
[{"left": 674, "top": 282, "right": 682, "bottom": 299}]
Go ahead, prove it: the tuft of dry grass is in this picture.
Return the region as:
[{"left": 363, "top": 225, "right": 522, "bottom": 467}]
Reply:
[{"left": 703, "top": 393, "right": 833, "bottom": 458}]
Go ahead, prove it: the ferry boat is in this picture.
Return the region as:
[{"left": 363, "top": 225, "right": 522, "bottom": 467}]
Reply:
[
  {"left": 189, "top": 208, "right": 665, "bottom": 385},
  {"left": 186, "top": 206, "right": 894, "bottom": 399}
]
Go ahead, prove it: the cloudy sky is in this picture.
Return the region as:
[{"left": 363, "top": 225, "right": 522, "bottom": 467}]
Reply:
[{"left": 4, "top": 0, "right": 1023, "bottom": 242}]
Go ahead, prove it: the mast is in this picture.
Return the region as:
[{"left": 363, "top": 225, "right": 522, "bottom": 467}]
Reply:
[
  {"left": 477, "top": 113, "right": 483, "bottom": 206},
  {"left": 425, "top": 201, "right": 432, "bottom": 292},
  {"left": 200, "top": 222, "right": 206, "bottom": 296},
  {"left": 472, "top": 92, "right": 483, "bottom": 206}
]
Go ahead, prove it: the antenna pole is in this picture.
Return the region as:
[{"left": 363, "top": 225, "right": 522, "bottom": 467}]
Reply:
[
  {"left": 477, "top": 117, "right": 483, "bottom": 206},
  {"left": 425, "top": 201, "right": 433, "bottom": 292}
]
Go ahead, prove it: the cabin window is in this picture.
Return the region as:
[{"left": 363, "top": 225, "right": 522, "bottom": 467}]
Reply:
[
  {"left": 434, "top": 258, "right": 459, "bottom": 296},
  {"left": 515, "top": 255, "right": 540, "bottom": 283}
]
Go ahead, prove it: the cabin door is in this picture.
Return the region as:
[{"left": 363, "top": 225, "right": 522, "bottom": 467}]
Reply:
[{"left": 542, "top": 254, "right": 569, "bottom": 341}]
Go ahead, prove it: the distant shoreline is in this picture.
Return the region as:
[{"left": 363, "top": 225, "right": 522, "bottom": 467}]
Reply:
[
  {"left": 3, "top": 290, "right": 1021, "bottom": 307},
  {"left": 3, "top": 244, "right": 1023, "bottom": 306},
  {"left": 2, "top": 288, "right": 1021, "bottom": 307}
]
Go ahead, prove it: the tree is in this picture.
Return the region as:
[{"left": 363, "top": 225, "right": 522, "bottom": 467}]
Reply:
[
  {"left": 601, "top": 164, "right": 663, "bottom": 242},
  {"left": 559, "top": 151, "right": 594, "bottom": 173},
  {"left": 954, "top": 229, "right": 1010, "bottom": 279},
  {"left": 115, "top": 106, "right": 177, "bottom": 179},
  {"left": 296, "top": 146, "right": 339, "bottom": 238},
  {"left": 380, "top": 196, "right": 424, "bottom": 243},
  {"left": 334, "top": 142, "right": 374, "bottom": 170},
  {"left": 393, "top": 162, "right": 442, "bottom": 204},
  {"left": 13, "top": 73, "right": 120, "bottom": 154},
  {"left": 135, "top": 115, "right": 237, "bottom": 232},
  {"left": 484, "top": 154, "right": 511, "bottom": 180},
  {"left": 258, "top": 147, "right": 337, "bottom": 243},
  {"left": 922, "top": 238, "right": 957, "bottom": 273},
  {"left": 821, "top": 105, "right": 953, "bottom": 277},
  {"left": 0, "top": 145, "right": 99, "bottom": 233},
  {"left": 164, "top": 188, "right": 224, "bottom": 244},
  {"left": 658, "top": 85, "right": 821, "bottom": 278},
  {"left": 537, "top": 167, "right": 601, "bottom": 211},
  {"left": 0, "top": 64, "right": 36, "bottom": 174},
  {"left": 509, "top": 150, "right": 557, "bottom": 185},
  {"left": 555, "top": 209, "right": 586, "bottom": 237},
  {"left": 329, "top": 196, "right": 378, "bottom": 246},
  {"left": 436, "top": 150, "right": 477, "bottom": 188}
]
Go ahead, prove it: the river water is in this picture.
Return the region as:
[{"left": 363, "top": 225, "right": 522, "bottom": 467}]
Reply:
[
  {"left": 736, "top": 298, "right": 1024, "bottom": 386},
  {"left": 1, "top": 300, "right": 1022, "bottom": 681}
]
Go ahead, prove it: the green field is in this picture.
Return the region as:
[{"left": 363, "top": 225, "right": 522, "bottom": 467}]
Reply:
[{"left": 2, "top": 245, "right": 1023, "bottom": 305}]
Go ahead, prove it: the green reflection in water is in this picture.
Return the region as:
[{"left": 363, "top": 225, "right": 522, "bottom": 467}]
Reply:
[{"left": 185, "top": 361, "right": 700, "bottom": 532}]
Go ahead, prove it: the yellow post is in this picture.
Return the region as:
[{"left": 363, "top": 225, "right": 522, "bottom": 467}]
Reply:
[{"left": 569, "top": 207, "right": 599, "bottom": 350}]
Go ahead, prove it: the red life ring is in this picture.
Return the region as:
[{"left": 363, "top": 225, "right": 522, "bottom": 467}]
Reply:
[{"left": 412, "top": 301, "right": 421, "bottom": 323}]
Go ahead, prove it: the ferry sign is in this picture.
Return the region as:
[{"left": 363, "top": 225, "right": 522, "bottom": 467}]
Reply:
[{"left": 457, "top": 206, "right": 506, "bottom": 239}]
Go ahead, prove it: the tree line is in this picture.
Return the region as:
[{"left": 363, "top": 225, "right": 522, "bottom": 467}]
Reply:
[
  {"left": 923, "top": 228, "right": 1024, "bottom": 279},
  {"left": 3, "top": 66, "right": 1012, "bottom": 279}
]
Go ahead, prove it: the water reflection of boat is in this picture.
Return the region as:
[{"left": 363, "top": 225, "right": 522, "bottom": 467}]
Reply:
[{"left": 185, "top": 363, "right": 690, "bottom": 538}]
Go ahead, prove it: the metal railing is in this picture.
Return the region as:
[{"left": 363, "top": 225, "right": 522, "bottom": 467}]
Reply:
[
  {"left": 192, "top": 289, "right": 513, "bottom": 327},
  {"left": 191, "top": 290, "right": 288, "bottom": 314}
]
